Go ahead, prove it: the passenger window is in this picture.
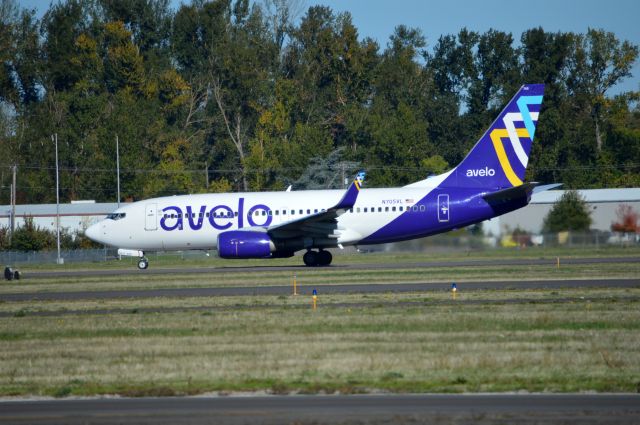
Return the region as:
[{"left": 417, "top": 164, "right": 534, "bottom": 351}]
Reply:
[
  {"left": 349, "top": 208, "right": 353, "bottom": 213},
  {"left": 268, "top": 211, "right": 273, "bottom": 216},
  {"left": 364, "top": 207, "right": 368, "bottom": 212},
  {"left": 357, "top": 208, "right": 360, "bottom": 213},
  {"left": 299, "top": 209, "right": 303, "bottom": 214},
  {"left": 371, "top": 207, "right": 375, "bottom": 213},
  {"left": 314, "top": 209, "right": 318, "bottom": 213},
  {"left": 399, "top": 206, "right": 404, "bottom": 211},
  {"left": 420, "top": 205, "right": 426, "bottom": 211},
  {"left": 291, "top": 210, "right": 295, "bottom": 215},
  {"left": 392, "top": 207, "right": 396, "bottom": 211},
  {"left": 307, "top": 209, "right": 311, "bottom": 214},
  {"left": 378, "top": 207, "right": 382, "bottom": 212},
  {"left": 262, "top": 211, "right": 266, "bottom": 216},
  {"left": 385, "top": 207, "right": 389, "bottom": 212},
  {"left": 275, "top": 210, "right": 279, "bottom": 216}
]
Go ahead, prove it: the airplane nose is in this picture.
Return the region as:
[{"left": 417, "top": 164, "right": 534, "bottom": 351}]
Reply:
[{"left": 85, "top": 222, "right": 103, "bottom": 243}]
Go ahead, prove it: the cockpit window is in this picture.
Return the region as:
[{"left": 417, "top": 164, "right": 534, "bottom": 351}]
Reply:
[{"left": 106, "top": 212, "right": 126, "bottom": 220}]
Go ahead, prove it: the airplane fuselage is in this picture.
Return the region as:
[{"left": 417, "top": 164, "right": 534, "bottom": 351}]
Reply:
[{"left": 91, "top": 184, "right": 499, "bottom": 252}]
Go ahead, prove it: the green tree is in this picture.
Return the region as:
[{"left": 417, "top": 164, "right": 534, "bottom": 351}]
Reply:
[
  {"left": 542, "top": 190, "right": 592, "bottom": 233},
  {"left": 567, "top": 29, "right": 639, "bottom": 151},
  {"left": 9, "top": 217, "right": 55, "bottom": 251}
]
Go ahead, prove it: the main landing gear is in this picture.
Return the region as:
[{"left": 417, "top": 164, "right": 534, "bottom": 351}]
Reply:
[
  {"left": 303, "top": 249, "right": 332, "bottom": 267},
  {"left": 137, "top": 257, "right": 149, "bottom": 270}
]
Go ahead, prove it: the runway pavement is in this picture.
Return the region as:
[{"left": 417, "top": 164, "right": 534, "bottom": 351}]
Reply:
[
  {"left": 1, "top": 394, "right": 638, "bottom": 424},
  {"left": 2, "top": 278, "right": 639, "bottom": 302},
  {"left": 21, "top": 255, "right": 640, "bottom": 279}
]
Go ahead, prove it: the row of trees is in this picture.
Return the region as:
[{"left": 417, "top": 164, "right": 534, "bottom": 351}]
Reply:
[{"left": 1, "top": 0, "right": 639, "bottom": 205}]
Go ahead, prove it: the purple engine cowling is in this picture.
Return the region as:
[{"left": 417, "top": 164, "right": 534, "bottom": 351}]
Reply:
[{"left": 217, "top": 230, "right": 274, "bottom": 259}]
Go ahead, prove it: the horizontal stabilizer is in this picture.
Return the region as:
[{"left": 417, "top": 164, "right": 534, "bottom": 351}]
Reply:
[
  {"left": 482, "top": 182, "right": 538, "bottom": 203},
  {"left": 533, "top": 183, "right": 563, "bottom": 194}
]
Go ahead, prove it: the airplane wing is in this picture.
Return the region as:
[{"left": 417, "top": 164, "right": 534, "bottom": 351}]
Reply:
[{"left": 265, "top": 172, "right": 365, "bottom": 240}]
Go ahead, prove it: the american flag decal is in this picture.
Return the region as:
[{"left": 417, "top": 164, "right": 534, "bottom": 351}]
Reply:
[{"left": 406, "top": 199, "right": 414, "bottom": 203}]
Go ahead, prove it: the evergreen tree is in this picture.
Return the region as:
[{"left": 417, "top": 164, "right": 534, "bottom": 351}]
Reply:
[{"left": 542, "top": 190, "right": 592, "bottom": 233}]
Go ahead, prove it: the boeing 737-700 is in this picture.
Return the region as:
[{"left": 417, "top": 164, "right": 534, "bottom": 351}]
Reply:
[{"left": 86, "top": 84, "right": 555, "bottom": 269}]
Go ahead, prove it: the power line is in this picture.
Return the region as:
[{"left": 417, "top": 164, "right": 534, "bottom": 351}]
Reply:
[{"left": 0, "top": 163, "right": 638, "bottom": 174}]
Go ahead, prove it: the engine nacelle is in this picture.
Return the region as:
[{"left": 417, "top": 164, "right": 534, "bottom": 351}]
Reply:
[{"left": 217, "top": 230, "right": 275, "bottom": 259}]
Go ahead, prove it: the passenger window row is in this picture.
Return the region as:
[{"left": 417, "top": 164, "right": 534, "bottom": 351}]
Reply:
[{"left": 162, "top": 205, "right": 425, "bottom": 219}]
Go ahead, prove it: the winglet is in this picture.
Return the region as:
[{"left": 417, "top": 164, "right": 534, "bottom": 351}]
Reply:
[{"left": 334, "top": 171, "right": 365, "bottom": 210}]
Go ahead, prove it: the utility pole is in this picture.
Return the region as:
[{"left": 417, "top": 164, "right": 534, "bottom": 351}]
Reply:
[
  {"left": 116, "top": 134, "right": 120, "bottom": 208},
  {"left": 10, "top": 164, "right": 16, "bottom": 242},
  {"left": 53, "top": 133, "right": 62, "bottom": 265}
]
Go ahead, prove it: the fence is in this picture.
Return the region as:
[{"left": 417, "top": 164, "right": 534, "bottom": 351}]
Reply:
[{"left": 0, "top": 231, "right": 637, "bottom": 266}]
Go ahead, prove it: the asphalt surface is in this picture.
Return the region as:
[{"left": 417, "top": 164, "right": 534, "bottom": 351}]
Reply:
[
  {"left": 21, "top": 255, "right": 640, "bottom": 279},
  {"left": 1, "top": 278, "right": 638, "bottom": 303},
  {"left": 0, "top": 394, "right": 638, "bottom": 424}
]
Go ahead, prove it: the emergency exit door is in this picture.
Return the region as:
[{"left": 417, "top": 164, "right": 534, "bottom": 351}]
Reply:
[{"left": 437, "top": 194, "right": 449, "bottom": 223}]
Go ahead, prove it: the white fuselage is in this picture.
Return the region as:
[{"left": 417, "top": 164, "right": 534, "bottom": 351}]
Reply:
[{"left": 88, "top": 186, "right": 439, "bottom": 251}]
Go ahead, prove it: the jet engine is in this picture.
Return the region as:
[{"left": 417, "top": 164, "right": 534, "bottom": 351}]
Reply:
[{"left": 217, "top": 230, "right": 276, "bottom": 259}]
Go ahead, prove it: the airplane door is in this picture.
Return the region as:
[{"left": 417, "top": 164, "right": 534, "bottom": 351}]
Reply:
[
  {"left": 437, "top": 194, "right": 449, "bottom": 223},
  {"left": 145, "top": 203, "right": 158, "bottom": 231}
]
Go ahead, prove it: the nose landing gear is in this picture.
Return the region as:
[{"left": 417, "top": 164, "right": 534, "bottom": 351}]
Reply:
[{"left": 303, "top": 249, "right": 332, "bottom": 267}]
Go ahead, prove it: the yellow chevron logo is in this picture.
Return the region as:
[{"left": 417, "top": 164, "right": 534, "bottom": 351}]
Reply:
[{"left": 490, "top": 128, "right": 530, "bottom": 187}]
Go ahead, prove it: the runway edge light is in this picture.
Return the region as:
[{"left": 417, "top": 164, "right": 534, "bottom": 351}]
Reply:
[{"left": 312, "top": 288, "right": 317, "bottom": 310}]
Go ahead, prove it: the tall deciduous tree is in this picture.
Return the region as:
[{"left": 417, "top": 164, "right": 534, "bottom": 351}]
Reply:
[{"left": 567, "top": 29, "right": 639, "bottom": 151}]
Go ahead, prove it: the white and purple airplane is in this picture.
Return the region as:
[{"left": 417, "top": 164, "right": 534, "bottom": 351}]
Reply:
[{"left": 86, "top": 84, "right": 556, "bottom": 269}]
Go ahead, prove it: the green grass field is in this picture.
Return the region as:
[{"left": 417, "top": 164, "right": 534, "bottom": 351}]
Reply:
[
  {"left": 15, "top": 244, "right": 640, "bottom": 271},
  {"left": 0, "top": 248, "right": 638, "bottom": 397}
]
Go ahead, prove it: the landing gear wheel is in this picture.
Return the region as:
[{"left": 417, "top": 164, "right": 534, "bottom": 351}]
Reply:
[
  {"left": 303, "top": 250, "right": 319, "bottom": 267},
  {"left": 137, "top": 258, "right": 149, "bottom": 270},
  {"left": 318, "top": 250, "right": 332, "bottom": 266}
]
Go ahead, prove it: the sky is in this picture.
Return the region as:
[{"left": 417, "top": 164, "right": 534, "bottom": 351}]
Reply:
[{"left": 18, "top": 0, "right": 640, "bottom": 94}]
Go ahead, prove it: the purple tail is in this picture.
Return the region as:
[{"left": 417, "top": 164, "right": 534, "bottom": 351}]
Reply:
[{"left": 450, "top": 84, "right": 544, "bottom": 189}]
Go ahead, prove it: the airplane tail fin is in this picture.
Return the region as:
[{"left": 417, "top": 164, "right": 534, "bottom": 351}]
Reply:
[{"left": 453, "top": 84, "right": 544, "bottom": 189}]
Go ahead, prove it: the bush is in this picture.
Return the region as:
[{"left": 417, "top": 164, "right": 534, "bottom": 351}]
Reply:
[
  {"left": 9, "top": 217, "right": 56, "bottom": 251},
  {"left": 3, "top": 217, "right": 101, "bottom": 252},
  {"left": 542, "top": 190, "right": 592, "bottom": 233}
]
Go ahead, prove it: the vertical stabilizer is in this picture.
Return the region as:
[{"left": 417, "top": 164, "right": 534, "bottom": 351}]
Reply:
[{"left": 451, "top": 84, "right": 544, "bottom": 189}]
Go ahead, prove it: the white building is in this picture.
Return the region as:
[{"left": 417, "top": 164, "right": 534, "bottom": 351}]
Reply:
[
  {"left": 484, "top": 188, "right": 640, "bottom": 236},
  {"left": 2, "top": 188, "right": 639, "bottom": 238},
  {"left": 0, "top": 201, "right": 119, "bottom": 234}
]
